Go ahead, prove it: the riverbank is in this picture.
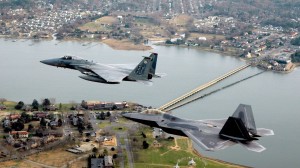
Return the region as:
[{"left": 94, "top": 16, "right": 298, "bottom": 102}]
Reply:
[
  {"left": 155, "top": 42, "right": 241, "bottom": 57},
  {"left": 0, "top": 36, "right": 153, "bottom": 51}
]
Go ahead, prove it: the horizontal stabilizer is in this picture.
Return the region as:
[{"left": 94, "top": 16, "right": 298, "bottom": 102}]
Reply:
[
  {"left": 153, "top": 73, "right": 167, "bottom": 78},
  {"left": 137, "top": 80, "right": 153, "bottom": 86},
  {"left": 239, "top": 141, "right": 266, "bottom": 152},
  {"left": 183, "top": 130, "right": 236, "bottom": 151},
  {"left": 256, "top": 128, "right": 274, "bottom": 136}
]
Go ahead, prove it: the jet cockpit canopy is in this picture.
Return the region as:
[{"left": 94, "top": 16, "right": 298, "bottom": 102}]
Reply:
[{"left": 62, "top": 55, "right": 83, "bottom": 60}]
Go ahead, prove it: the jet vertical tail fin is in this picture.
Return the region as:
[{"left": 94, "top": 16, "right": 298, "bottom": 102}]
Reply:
[
  {"left": 127, "top": 56, "right": 152, "bottom": 81},
  {"left": 219, "top": 116, "right": 256, "bottom": 141},
  {"left": 219, "top": 104, "right": 259, "bottom": 141},
  {"left": 149, "top": 53, "right": 158, "bottom": 76},
  {"left": 232, "top": 104, "right": 257, "bottom": 135},
  {"left": 148, "top": 53, "right": 166, "bottom": 78}
]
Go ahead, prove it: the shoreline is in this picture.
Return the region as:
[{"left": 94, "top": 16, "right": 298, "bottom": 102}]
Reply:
[
  {"left": 155, "top": 42, "right": 240, "bottom": 57},
  {"left": 0, "top": 36, "right": 153, "bottom": 51}
]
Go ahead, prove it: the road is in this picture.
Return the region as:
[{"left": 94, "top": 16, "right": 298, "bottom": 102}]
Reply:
[{"left": 115, "top": 132, "right": 134, "bottom": 168}]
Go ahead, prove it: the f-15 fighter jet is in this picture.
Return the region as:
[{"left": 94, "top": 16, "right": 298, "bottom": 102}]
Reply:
[
  {"left": 41, "top": 53, "right": 162, "bottom": 85},
  {"left": 122, "top": 104, "right": 274, "bottom": 152}
]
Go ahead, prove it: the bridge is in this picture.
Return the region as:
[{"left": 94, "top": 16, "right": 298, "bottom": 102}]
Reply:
[{"left": 158, "top": 64, "right": 250, "bottom": 111}]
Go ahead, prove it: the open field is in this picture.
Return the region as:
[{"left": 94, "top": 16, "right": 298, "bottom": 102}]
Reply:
[
  {"left": 188, "top": 33, "right": 225, "bottom": 41},
  {"left": 69, "top": 157, "right": 88, "bottom": 168},
  {"left": 98, "top": 120, "right": 111, "bottom": 129},
  {"left": 169, "top": 14, "right": 193, "bottom": 26},
  {"left": 79, "top": 16, "right": 118, "bottom": 32},
  {"left": 96, "top": 16, "right": 119, "bottom": 25},
  {"left": 26, "top": 148, "right": 79, "bottom": 167},
  {"left": 1, "top": 160, "right": 43, "bottom": 168},
  {"left": 102, "top": 39, "right": 152, "bottom": 51}
]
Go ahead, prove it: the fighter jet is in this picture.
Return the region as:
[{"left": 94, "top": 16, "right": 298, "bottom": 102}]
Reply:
[
  {"left": 40, "top": 53, "right": 162, "bottom": 85},
  {"left": 122, "top": 104, "right": 274, "bottom": 152}
]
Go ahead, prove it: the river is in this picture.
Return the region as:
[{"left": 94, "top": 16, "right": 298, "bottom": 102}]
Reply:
[{"left": 0, "top": 38, "right": 299, "bottom": 168}]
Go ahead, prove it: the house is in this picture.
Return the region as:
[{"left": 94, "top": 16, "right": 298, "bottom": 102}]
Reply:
[
  {"left": 290, "top": 32, "right": 298, "bottom": 38},
  {"left": 43, "top": 105, "right": 58, "bottom": 111},
  {"left": 10, "top": 131, "right": 29, "bottom": 139},
  {"left": 104, "top": 156, "right": 113, "bottom": 167},
  {"left": 9, "top": 114, "right": 21, "bottom": 121},
  {"left": 90, "top": 156, "right": 114, "bottom": 168},
  {"left": 0, "top": 105, "right": 6, "bottom": 110},
  {"left": 6, "top": 134, "right": 15, "bottom": 145},
  {"left": 91, "top": 158, "right": 105, "bottom": 168},
  {"left": 34, "top": 112, "right": 48, "bottom": 118},
  {"left": 22, "top": 105, "right": 32, "bottom": 111},
  {"left": 43, "top": 135, "right": 55, "bottom": 144},
  {"left": 3, "top": 119, "right": 10, "bottom": 128},
  {"left": 86, "top": 101, "right": 127, "bottom": 110}
]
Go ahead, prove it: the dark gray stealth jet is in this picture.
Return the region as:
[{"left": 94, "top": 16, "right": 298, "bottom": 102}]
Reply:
[
  {"left": 122, "top": 104, "right": 274, "bottom": 152},
  {"left": 41, "top": 53, "right": 163, "bottom": 85}
]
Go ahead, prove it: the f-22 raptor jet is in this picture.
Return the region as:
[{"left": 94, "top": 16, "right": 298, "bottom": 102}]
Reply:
[
  {"left": 41, "top": 53, "right": 162, "bottom": 85},
  {"left": 123, "top": 104, "right": 274, "bottom": 152}
]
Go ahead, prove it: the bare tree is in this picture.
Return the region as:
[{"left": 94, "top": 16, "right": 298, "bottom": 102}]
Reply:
[
  {"left": 0, "top": 98, "right": 6, "bottom": 104},
  {"left": 49, "top": 98, "right": 56, "bottom": 105}
]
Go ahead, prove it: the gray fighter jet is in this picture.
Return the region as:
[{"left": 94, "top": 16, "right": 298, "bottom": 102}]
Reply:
[
  {"left": 40, "top": 53, "right": 162, "bottom": 85},
  {"left": 122, "top": 104, "right": 274, "bottom": 152}
]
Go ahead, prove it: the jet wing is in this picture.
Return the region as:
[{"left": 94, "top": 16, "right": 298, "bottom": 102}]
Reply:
[
  {"left": 77, "top": 64, "right": 129, "bottom": 83},
  {"left": 182, "top": 129, "right": 236, "bottom": 151},
  {"left": 91, "top": 68, "right": 128, "bottom": 83},
  {"left": 107, "top": 64, "right": 136, "bottom": 71},
  {"left": 200, "top": 119, "right": 227, "bottom": 128}
]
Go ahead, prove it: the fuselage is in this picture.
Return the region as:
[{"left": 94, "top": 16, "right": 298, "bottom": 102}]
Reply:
[
  {"left": 41, "top": 56, "right": 129, "bottom": 84},
  {"left": 122, "top": 112, "right": 222, "bottom": 137}
]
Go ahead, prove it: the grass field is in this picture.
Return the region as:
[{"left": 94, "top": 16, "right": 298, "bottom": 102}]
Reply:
[
  {"left": 1, "top": 160, "right": 43, "bottom": 168},
  {"left": 26, "top": 148, "right": 78, "bottom": 167},
  {"left": 169, "top": 14, "right": 193, "bottom": 26},
  {"left": 79, "top": 16, "right": 118, "bottom": 32},
  {"left": 70, "top": 157, "right": 88, "bottom": 168},
  {"left": 102, "top": 39, "right": 152, "bottom": 51},
  {"left": 98, "top": 120, "right": 111, "bottom": 129}
]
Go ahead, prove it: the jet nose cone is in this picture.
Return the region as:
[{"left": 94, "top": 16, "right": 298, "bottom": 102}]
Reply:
[
  {"left": 121, "top": 113, "right": 130, "bottom": 118},
  {"left": 40, "top": 59, "right": 56, "bottom": 66},
  {"left": 122, "top": 113, "right": 135, "bottom": 119}
]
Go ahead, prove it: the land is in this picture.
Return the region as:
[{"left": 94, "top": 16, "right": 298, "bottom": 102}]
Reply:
[
  {"left": 0, "top": 99, "right": 246, "bottom": 168},
  {"left": 102, "top": 39, "right": 152, "bottom": 51}
]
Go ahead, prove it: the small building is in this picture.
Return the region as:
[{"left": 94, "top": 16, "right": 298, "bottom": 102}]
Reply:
[
  {"left": 3, "top": 119, "right": 11, "bottom": 128},
  {"left": 10, "top": 131, "right": 29, "bottom": 139},
  {"left": 34, "top": 112, "right": 48, "bottom": 118},
  {"left": 104, "top": 156, "right": 113, "bottom": 167},
  {"left": 6, "top": 134, "right": 15, "bottom": 145},
  {"left": 91, "top": 158, "right": 105, "bottom": 168},
  {"left": 43, "top": 135, "right": 55, "bottom": 144},
  {"left": 0, "top": 105, "right": 6, "bottom": 110},
  {"left": 9, "top": 114, "right": 21, "bottom": 121}
]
